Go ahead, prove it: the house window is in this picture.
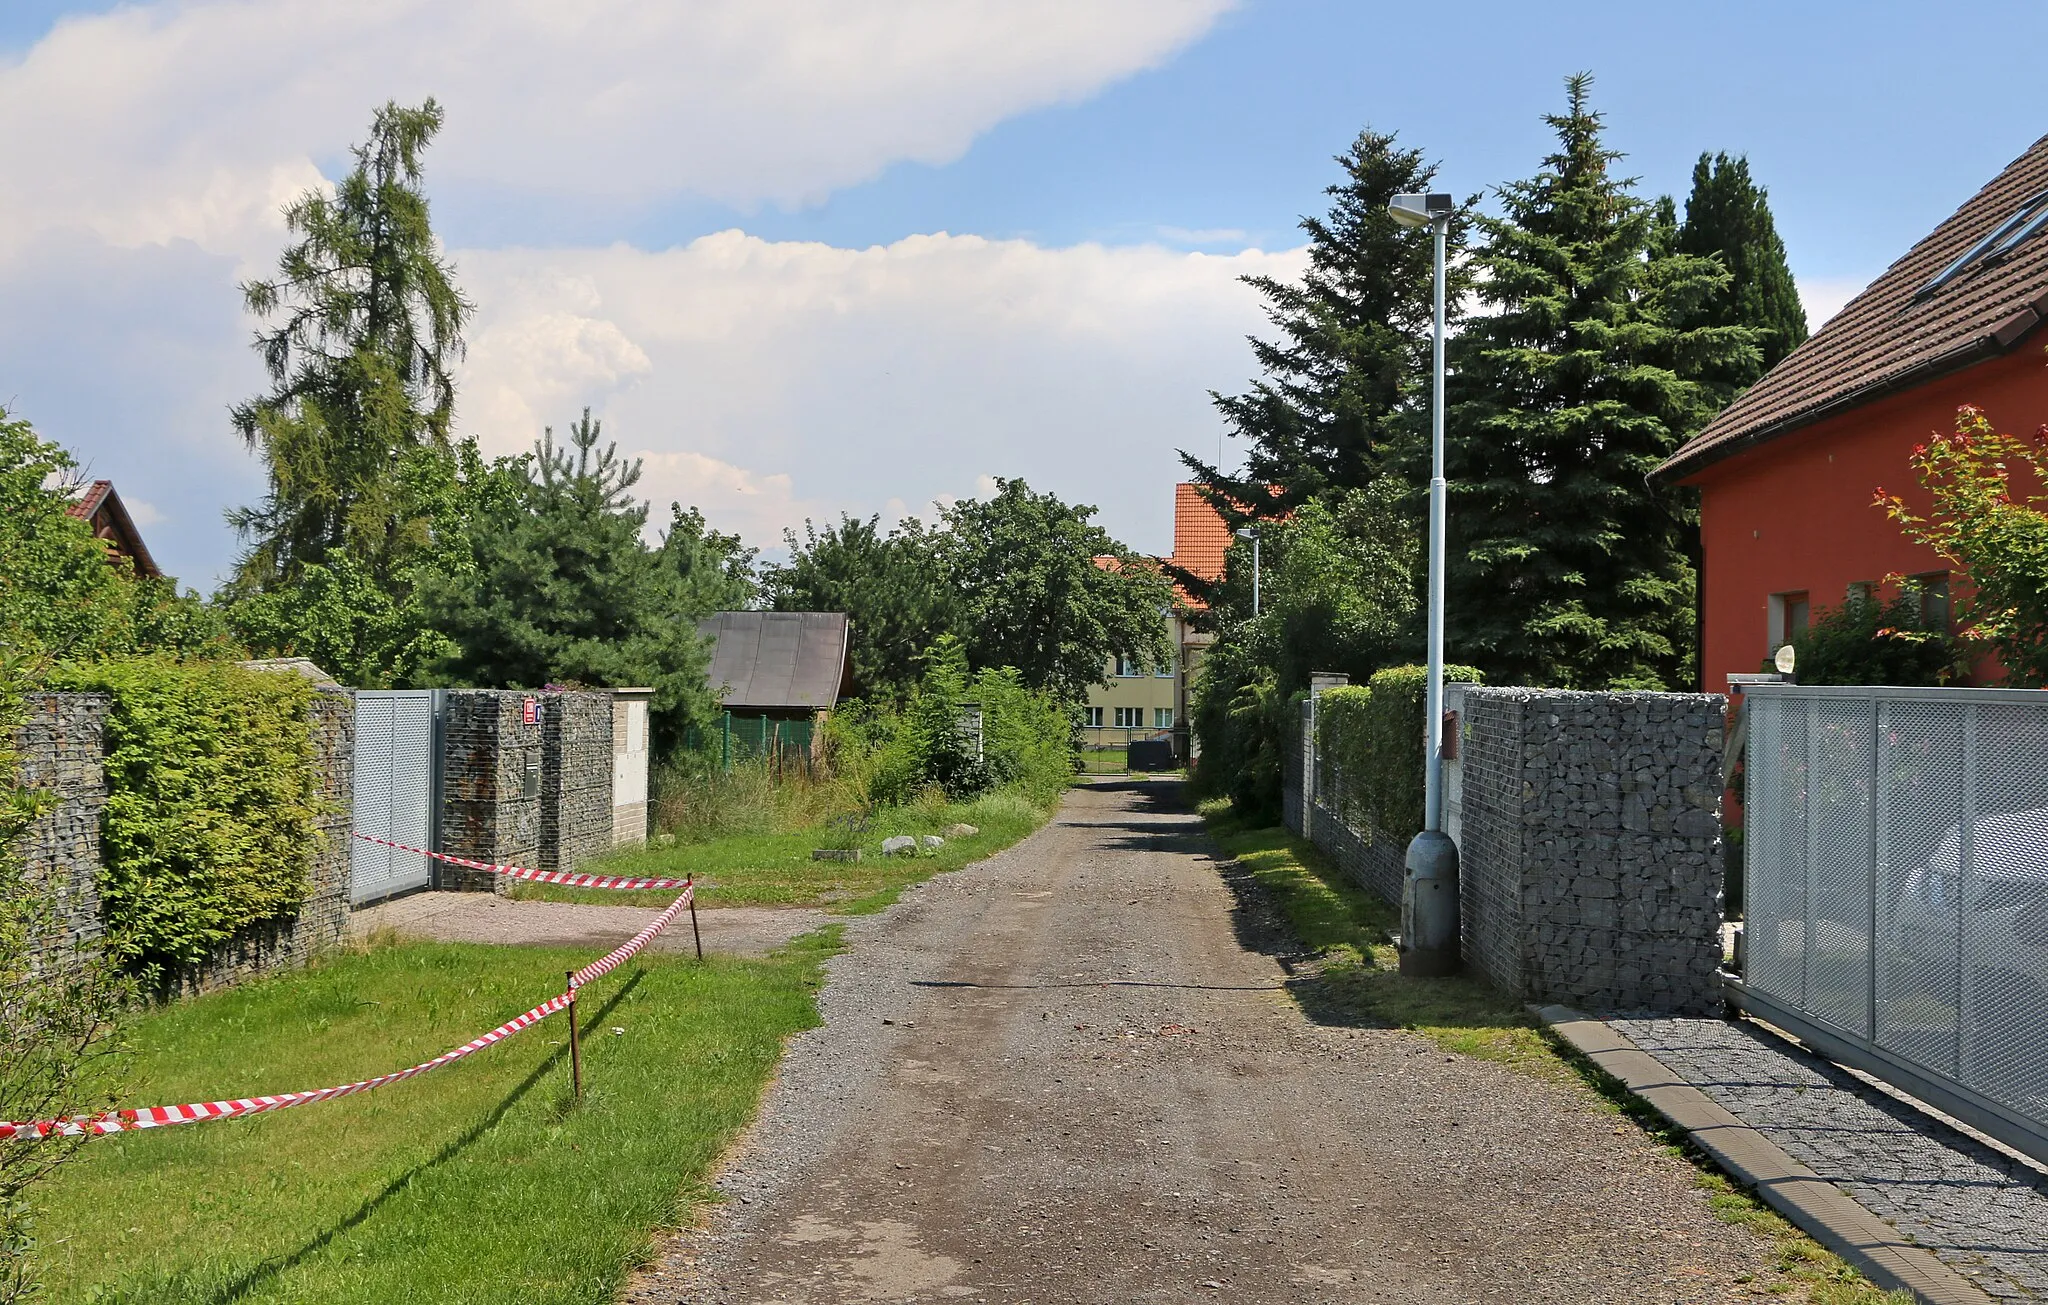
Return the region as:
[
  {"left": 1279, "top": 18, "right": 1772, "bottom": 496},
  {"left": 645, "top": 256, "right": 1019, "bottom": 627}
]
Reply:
[
  {"left": 1116, "top": 656, "right": 1143, "bottom": 678},
  {"left": 1113, "top": 706, "right": 1145, "bottom": 728},
  {"left": 1913, "top": 571, "right": 1951, "bottom": 631},
  {"left": 1767, "top": 591, "right": 1810, "bottom": 652},
  {"left": 1154, "top": 707, "right": 1174, "bottom": 729},
  {"left": 1084, "top": 706, "right": 1103, "bottom": 729},
  {"left": 1845, "top": 580, "right": 1875, "bottom": 608}
]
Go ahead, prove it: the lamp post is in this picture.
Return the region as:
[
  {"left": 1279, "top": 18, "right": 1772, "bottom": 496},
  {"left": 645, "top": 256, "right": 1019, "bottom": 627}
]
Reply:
[
  {"left": 1388, "top": 190, "right": 1459, "bottom": 977},
  {"left": 1235, "top": 526, "right": 1261, "bottom": 617}
]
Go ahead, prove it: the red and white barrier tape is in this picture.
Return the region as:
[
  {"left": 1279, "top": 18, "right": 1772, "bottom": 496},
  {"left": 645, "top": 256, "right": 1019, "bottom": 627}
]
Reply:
[
  {"left": 0, "top": 990, "right": 573, "bottom": 1140},
  {"left": 573, "top": 882, "right": 694, "bottom": 989},
  {"left": 0, "top": 876, "right": 695, "bottom": 1142},
  {"left": 351, "top": 833, "right": 691, "bottom": 890}
]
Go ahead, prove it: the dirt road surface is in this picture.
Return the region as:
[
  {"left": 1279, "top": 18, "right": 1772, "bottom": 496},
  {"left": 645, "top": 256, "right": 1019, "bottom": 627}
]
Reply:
[
  {"left": 349, "top": 892, "right": 827, "bottom": 959},
  {"left": 630, "top": 781, "right": 1787, "bottom": 1304}
]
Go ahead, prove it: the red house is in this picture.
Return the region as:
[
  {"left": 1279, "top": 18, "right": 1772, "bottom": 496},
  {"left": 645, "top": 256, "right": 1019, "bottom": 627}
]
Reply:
[{"left": 1656, "top": 132, "right": 2048, "bottom": 690}]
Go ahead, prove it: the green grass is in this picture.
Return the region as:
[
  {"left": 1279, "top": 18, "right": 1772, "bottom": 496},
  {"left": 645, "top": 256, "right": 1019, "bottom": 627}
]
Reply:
[
  {"left": 1198, "top": 798, "right": 1912, "bottom": 1305},
  {"left": 28, "top": 933, "right": 834, "bottom": 1305},
  {"left": 512, "top": 787, "right": 1047, "bottom": 914}
]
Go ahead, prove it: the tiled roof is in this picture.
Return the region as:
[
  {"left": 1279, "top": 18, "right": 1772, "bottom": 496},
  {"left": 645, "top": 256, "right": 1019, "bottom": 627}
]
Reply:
[
  {"left": 1656, "top": 131, "right": 2048, "bottom": 485},
  {"left": 63, "top": 479, "right": 111, "bottom": 520},
  {"left": 1170, "top": 484, "right": 1234, "bottom": 584}
]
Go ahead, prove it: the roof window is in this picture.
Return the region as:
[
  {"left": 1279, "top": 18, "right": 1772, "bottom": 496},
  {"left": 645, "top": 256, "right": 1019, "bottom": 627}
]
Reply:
[{"left": 1915, "top": 188, "right": 2048, "bottom": 300}]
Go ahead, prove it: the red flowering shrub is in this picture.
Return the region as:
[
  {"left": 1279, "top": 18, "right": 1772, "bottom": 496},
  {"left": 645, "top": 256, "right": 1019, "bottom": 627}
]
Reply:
[{"left": 1880, "top": 404, "right": 2048, "bottom": 685}]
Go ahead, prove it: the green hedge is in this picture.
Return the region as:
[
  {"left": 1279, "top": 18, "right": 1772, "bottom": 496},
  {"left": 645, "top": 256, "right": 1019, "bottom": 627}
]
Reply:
[
  {"left": 1316, "top": 663, "right": 1482, "bottom": 843},
  {"left": 52, "top": 659, "right": 323, "bottom": 972}
]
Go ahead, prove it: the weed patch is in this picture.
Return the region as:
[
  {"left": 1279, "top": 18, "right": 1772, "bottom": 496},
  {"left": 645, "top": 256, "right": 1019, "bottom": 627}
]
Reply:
[{"left": 515, "top": 788, "right": 1047, "bottom": 913}]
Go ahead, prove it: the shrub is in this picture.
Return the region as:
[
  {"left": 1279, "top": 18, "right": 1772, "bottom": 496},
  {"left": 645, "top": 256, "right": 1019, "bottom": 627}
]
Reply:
[
  {"left": 1316, "top": 664, "right": 1482, "bottom": 842},
  {"left": 1780, "top": 584, "right": 1967, "bottom": 686},
  {"left": 1879, "top": 405, "right": 2048, "bottom": 685},
  {"left": 50, "top": 660, "right": 324, "bottom": 973},
  {"left": 822, "top": 639, "right": 1073, "bottom": 809}
]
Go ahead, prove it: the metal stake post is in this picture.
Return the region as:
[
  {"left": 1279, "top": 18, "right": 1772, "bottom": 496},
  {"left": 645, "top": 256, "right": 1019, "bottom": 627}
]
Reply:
[
  {"left": 688, "top": 879, "right": 703, "bottom": 961},
  {"left": 566, "top": 972, "right": 583, "bottom": 1101}
]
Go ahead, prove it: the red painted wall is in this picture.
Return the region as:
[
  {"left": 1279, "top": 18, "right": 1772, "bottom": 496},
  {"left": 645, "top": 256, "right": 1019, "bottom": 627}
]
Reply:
[{"left": 1684, "top": 345, "right": 2048, "bottom": 692}]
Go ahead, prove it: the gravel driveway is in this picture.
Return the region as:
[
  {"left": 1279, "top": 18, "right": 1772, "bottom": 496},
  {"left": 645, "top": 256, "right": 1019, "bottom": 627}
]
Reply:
[{"left": 628, "top": 780, "right": 1789, "bottom": 1304}]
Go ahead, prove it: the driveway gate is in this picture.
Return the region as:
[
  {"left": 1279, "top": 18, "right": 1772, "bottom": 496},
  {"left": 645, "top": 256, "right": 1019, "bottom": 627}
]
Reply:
[
  {"left": 1737, "top": 683, "right": 2048, "bottom": 1166},
  {"left": 349, "top": 690, "right": 445, "bottom": 905}
]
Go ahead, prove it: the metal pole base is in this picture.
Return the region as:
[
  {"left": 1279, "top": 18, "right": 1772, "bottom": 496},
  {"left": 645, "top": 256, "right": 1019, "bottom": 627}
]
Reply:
[{"left": 1400, "top": 829, "right": 1462, "bottom": 978}]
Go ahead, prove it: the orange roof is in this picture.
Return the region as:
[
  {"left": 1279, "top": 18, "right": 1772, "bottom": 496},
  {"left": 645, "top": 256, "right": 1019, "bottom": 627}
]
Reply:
[{"left": 1170, "top": 484, "right": 1234, "bottom": 586}]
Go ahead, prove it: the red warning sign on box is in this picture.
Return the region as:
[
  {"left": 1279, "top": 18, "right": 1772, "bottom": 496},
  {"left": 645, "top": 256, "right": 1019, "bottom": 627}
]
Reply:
[{"left": 522, "top": 696, "right": 538, "bottom": 725}]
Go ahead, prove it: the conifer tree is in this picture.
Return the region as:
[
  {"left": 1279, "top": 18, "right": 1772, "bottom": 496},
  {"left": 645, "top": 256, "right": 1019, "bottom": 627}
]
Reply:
[
  {"left": 1676, "top": 152, "right": 1808, "bottom": 392},
  {"left": 1445, "top": 74, "right": 1757, "bottom": 689},
  {"left": 1178, "top": 130, "right": 1466, "bottom": 540},
  {"left": 226, "top": 99, "right": 470, "bottom": 591}
]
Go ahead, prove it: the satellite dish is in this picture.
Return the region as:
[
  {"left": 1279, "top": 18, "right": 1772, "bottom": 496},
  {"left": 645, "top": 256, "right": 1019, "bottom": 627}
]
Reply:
[{"left": 1773, "top": 644, "right": 1797, "bottom": 676}]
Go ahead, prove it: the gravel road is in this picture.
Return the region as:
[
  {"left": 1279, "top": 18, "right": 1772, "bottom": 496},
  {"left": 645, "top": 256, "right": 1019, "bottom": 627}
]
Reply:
[
  {"left": 628, "top": 780, "right": 1788, "bottom": 1304},
  {"left": 349, "top": 891, "right": 827, "bottom": 959}
]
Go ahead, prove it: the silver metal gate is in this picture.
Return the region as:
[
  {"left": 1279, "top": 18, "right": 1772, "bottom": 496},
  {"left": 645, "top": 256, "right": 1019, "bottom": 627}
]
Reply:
[
  {"left": 1736, "top": 683, "right": 2048, "bottom": 1166},
  {"left": 349, "top": 690, "right": 444, "bottom": 905}
]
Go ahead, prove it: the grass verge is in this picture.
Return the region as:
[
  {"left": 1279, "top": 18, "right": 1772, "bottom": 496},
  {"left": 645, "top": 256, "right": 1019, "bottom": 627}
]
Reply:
[
  {"left": 29, "top": 933, "right": 833, "bottom": 1305},
  {"left": 1198, "top": 798, "right": 1912, "bottom": 1305},
  {"left": 512, "top": 787, "right": 1046, "bottom": 914}
]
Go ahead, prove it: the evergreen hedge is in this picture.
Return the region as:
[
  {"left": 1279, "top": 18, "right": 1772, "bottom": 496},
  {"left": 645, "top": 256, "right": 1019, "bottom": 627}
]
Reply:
[
  {"left": 1315, "top": 664, "right": 1482, "bottom": 842},
  {"left": 52, "top": 660, "right": 324, "bottom": 973}
]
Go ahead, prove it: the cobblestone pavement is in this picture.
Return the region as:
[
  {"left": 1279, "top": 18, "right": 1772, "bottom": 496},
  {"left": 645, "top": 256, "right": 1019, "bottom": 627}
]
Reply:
[{"left": 1613, "top": 1016, "right": 2048, "bottom": 1302}]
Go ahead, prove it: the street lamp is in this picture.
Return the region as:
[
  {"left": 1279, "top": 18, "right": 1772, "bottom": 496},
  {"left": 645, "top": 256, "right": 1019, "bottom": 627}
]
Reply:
[
  {"left": 1234, "top": 526, "right": 1260, "bottom": 617},
  {"left": 1389, "top": 190, "right": 1459, "bottom": 977}
]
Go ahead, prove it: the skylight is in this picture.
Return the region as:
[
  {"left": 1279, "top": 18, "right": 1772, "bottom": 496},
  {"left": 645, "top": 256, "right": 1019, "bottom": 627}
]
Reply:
[{"left": 1916, "top": 188, "right": 2048, "bottom": 300}]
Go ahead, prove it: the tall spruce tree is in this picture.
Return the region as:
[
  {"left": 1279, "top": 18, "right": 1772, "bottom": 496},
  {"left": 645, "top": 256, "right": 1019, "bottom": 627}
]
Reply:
[
  {"left": 226, "top": 99, "right": 470, "bottom": 591},
  {"left": 1445, "top": 74, "right": 1757, "bottom": 690},
  {"left": 1675, "top": 152, "right": 1809, "bottom": 397},
  {"left": 1177, "top": 130, "right": 1465, "bottom": 547}
]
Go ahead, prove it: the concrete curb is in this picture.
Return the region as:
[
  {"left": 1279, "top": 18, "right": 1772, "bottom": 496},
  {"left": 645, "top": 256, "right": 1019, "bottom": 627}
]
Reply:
[{"left": 1533, "top": 1004, "right": 1990, "bottom": 1305}]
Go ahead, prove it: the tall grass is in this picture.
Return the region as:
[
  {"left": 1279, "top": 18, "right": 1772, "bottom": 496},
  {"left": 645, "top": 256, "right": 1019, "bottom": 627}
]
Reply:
[{"left": 649, "top": 752, "right": 857, "bottom": 843}]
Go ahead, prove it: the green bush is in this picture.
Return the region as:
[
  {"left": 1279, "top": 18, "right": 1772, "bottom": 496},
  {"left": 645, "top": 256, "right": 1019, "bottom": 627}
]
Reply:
[
  {"left": 51, "top": 660, "right": 324, "bottom": 973},
  {"left": 1780, "top": 585, "right": 1967, "bottom": 686},
  {"left": 825, "top": 637, "right": 1073, "bottom": 807},
  {"left": 1316, "top": 664, "right": 1482, "bottom": 842}
]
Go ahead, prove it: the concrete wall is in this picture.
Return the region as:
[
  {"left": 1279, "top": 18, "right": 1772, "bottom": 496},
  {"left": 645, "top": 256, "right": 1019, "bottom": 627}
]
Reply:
[
  {"left": 612, "top": 691, "right": 651, "bottom": 847},
  {"left": 540, "top": 691, "right": 614, "bottom": 872},
  {"left": 1287, "top": 685, "right": 1726, "bottom": 1015},
  {"left": 439, "top": 690, "right": 543, "bottom": 892},
  {"left": 12, "top": 688, "right": 353, "bottom": 993}
]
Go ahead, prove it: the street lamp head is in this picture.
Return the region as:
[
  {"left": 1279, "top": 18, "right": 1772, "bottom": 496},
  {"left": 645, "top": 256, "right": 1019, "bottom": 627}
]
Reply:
[
  {"left": 1234, "top": 526, "right": 1258, "bottom": 539},
  {"left": 1388, "top": 193, "right": 1455, "bottom": 229}
]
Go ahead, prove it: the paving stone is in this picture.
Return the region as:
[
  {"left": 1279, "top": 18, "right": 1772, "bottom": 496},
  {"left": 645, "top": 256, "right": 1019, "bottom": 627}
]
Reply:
[{"left": 1614, "top": 1015, "right": 2048, "bottom": 1301}]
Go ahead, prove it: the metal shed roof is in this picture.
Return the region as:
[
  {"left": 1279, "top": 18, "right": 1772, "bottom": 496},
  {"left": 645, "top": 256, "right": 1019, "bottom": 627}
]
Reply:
[{"left": 697, "top": 611, "right": 851, "bottom": 711}]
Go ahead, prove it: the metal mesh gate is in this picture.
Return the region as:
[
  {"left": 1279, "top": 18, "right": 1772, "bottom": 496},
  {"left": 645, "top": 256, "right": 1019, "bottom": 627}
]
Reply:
[
  {"left": 349, "top": 690, "right": 444, "bottom": 905},
  {"left": 1740, "top": 684, "right": 2048, "bottom": 1165}
]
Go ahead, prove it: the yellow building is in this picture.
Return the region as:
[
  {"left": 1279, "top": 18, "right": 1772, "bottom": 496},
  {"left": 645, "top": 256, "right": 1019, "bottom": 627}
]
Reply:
[{"left": 1079, "top": 485, "right": 1229, "bottom": 767}]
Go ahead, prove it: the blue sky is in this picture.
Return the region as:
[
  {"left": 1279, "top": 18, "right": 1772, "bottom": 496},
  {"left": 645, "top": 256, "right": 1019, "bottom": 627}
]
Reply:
[{"left": 5, "top": 0, "right": 2047, "bottom": 588}]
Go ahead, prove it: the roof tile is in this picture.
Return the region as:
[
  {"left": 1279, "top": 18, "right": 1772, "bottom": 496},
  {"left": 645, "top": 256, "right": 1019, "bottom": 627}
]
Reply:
[{"left": 1658, "top": 131, "right": 2048, "bottom": 483}]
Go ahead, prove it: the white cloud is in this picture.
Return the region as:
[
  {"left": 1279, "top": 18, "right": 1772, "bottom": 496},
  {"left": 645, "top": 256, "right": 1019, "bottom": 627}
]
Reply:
[
  {"left": 0, "top": 0, "right": 1231, "bottom": 260},
  {"left": 1797, "top": 274, "right": 1869, "bottom": 332},
  {"left": 455, "top": 232, "right": 1306, "bottom": 557}
]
